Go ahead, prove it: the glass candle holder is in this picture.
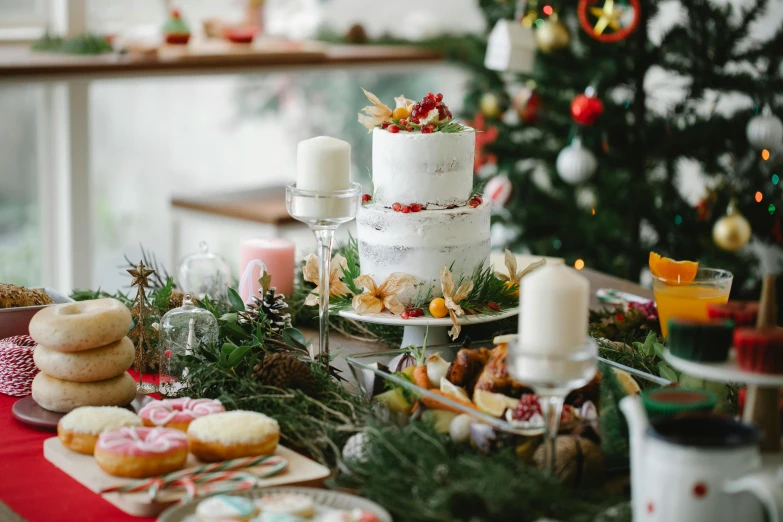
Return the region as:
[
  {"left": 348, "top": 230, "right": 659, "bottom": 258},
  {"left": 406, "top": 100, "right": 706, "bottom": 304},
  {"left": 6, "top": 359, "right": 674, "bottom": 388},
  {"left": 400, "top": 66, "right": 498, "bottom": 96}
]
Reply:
[
  {"left": 285, "top": 181, "right": 362, "bottom": 364},
  {"left": 158, "top": 294, "right": 219, "bottom": 397},
  {"left": 507, "top": 338, "right": 598, "bottom": 473}
]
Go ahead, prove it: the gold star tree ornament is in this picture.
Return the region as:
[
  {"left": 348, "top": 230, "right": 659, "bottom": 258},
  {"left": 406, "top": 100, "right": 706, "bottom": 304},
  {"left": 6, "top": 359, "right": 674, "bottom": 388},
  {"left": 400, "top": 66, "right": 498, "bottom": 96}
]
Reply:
[
  {"left": 577, "top": 0, "right": 640, "bottom": 43},
  {"left": 128, "top": 260, "right": 158, "bottom": 394}
]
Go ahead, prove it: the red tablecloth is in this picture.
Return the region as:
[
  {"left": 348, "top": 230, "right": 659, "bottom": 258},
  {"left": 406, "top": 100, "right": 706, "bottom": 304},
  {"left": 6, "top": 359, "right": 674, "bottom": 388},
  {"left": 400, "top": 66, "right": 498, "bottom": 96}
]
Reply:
[{"left": 0, "top": 372, "right": 158, "bottom": 522}]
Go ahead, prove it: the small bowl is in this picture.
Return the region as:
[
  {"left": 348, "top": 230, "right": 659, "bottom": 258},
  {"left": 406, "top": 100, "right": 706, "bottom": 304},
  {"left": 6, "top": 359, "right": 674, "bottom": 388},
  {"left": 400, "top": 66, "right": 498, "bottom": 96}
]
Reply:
[
  {"left": 224, "top": 26, "right": 259, "bottom": 44},
  {"left": 165, "top": 33, "right": 191, "bottom": 45},
  {"left": 0, "top": 288, "right": 72, "bottom": 339}
]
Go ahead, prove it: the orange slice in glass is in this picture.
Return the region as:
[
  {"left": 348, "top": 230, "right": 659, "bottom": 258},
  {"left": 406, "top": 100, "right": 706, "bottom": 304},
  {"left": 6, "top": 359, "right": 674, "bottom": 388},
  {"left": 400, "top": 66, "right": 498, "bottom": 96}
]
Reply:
[{"left": 649, "top": 251, "right": 698, "bottom": 284}]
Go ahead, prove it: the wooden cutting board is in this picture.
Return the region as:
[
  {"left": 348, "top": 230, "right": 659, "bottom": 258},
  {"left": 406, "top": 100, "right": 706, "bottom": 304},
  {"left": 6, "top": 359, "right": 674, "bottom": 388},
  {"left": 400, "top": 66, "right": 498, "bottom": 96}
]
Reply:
[{"left": 43, "top": 437, "right": 330, "bottom": 518}]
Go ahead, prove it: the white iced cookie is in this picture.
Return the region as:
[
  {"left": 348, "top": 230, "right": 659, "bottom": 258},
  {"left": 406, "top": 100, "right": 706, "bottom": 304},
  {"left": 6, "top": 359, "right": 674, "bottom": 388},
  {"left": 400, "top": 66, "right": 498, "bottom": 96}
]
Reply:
[
  {"left": 196, "top": 495, "right": 258, "bottom": 522},
  {"left": 32, "top": 372, "right": 137, "bottom": 413},
  {"left": 57, "top": 406, "right": 141, "bottom": 455},
  {"left": 34, "top": 337, "right": 135, "bottom": 382},
  {"left": 255, "top": 493, "right": 315, "bottom": 518},
  {"left": 29, "top": 298, "right": 132, "bottom": 352},
  {"left": 320, "top": 510, "right": 380, "bottom": 522}
]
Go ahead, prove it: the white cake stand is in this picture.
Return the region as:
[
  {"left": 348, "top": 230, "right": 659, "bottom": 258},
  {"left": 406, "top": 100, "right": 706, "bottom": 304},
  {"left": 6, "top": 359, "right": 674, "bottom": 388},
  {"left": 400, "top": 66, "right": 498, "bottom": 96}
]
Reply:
[
  {"left": 664, "top": 348, "right": 783, "bottom": 453},
  {"left": 337, "top": 308, "right": 519, "bottom": 348}
]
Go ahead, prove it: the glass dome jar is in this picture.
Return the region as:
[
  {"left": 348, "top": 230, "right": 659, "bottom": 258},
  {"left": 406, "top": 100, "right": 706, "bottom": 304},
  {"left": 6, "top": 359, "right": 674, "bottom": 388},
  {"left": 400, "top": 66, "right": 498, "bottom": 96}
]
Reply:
[
  {"left": 177, "top": 241, "right": 231, "bottom": 304},
  {"left": 158, "top": 294, "right": 219, "bottom": 397}
]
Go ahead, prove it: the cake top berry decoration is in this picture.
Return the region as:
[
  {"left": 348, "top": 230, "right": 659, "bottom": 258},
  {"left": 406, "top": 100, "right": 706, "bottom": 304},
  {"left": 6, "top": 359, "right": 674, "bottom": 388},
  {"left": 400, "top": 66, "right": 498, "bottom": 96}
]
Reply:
[{"left": 358, "top": 89, "right": 469, "bottom": 133}]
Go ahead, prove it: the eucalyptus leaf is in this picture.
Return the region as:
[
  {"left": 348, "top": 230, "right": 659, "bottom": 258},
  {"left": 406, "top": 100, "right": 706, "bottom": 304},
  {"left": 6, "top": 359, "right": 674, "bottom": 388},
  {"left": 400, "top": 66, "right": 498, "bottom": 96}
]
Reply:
[
  {"left": 282, "top": 327, "right": 307, "bottom": 349},
  {"left": 222, "top": 342, "right": 238, "bottom": 354},
  {"left": 220, "top": 312, "right": 238, "bottom": 323},
  {"left": 228, "top": 287, "right": 246, "bottom": 312},
  {"left": 227, "top": 345, "right": 253, "bottom": 367},
  {"left": 658, "top": 363, "right": 679, "bottom": 383},
  {"left": 653, "top": 343, "right": 666, "bottom": 360}
]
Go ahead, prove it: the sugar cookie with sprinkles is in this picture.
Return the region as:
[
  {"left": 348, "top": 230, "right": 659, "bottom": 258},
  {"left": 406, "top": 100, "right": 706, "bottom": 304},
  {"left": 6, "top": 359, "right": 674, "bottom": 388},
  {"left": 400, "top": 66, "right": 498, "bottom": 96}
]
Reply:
[
  {"left": 196, "top": 495, "right": 258, "bottom": 522},
  {"left": 187, "top": 410, "right": 280, "bottom": 462},
  {"left": 255, "top": 493, "right": 315, "bottom": 518}
]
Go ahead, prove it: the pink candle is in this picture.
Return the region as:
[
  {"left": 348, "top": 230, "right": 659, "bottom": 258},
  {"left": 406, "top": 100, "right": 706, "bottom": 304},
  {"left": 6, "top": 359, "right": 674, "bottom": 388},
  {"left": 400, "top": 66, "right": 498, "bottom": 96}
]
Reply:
[{"left": 239, "top": 238, "right": 296, "bottom": 300}]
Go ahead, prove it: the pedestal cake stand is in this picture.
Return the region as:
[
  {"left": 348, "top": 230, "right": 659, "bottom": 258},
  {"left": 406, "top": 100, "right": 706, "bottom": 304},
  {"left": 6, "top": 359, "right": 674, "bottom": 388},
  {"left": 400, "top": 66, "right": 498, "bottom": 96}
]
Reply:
[
  {"left": 337, "top": 307, "right": 519, "bottom": 348},
  {"left": 664, "top": 348, "right": 783, "bottom": 454}
]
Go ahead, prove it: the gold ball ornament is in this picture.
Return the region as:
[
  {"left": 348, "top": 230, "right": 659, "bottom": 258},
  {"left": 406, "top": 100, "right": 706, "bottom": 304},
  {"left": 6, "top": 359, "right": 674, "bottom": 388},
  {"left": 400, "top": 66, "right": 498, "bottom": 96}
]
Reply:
[
  {"left": 712, "top": 211, "right": 751, "bottom": 252},
  {"left": 479, "top": 92, "right": 502, "bottom": 119},
  {"left": 535, "top": 17, "right": 571, "bottom": 53}
]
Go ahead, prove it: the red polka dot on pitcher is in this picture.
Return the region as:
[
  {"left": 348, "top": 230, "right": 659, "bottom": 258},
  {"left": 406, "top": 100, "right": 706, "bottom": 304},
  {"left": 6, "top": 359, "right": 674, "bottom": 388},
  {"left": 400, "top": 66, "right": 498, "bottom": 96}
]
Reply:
[
  {"left": 693, "top": 482, "right": 708, "bottom": 498},
  {"left": 647, "top": 501, "right": 654, "bottom": 513}
]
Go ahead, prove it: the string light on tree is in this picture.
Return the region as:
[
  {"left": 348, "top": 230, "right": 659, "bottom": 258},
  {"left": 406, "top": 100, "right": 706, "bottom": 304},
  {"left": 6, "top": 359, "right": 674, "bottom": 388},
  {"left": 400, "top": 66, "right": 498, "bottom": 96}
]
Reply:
[
  {"left": 557, "top": 137, "right": 597, "bottom": 184},
  {"left": 712, "top": 201, "right": 752, "bottom": 252},
  {"left": 574, "top": 259, "right": 585, "bottom": 270},
  {"left": 746, "top": 105, "right": 783, "bottom": 150}
]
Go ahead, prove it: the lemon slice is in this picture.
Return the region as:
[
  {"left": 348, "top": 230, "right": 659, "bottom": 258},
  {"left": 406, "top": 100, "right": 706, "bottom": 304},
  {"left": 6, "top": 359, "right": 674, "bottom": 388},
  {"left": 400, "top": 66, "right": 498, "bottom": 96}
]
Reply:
[
  {"left": 473, "top": 389, "right": 520, "bottom": 417},
  {"left": 613, "top": 368, "right": 641, "bottom": 395},
  {"left": 439, "top": 377, "right": 471, "bottom": 402}
]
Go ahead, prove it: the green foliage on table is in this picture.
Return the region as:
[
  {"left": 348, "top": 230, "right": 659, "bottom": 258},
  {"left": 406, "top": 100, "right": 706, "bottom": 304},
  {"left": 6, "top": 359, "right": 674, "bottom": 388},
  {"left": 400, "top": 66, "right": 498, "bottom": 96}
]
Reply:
[
  {"left": 32, "top": 31, "right": 112, "bottom": 55},
  {"left": 336, "top": 421, "right": 630, "bottom": 522}
]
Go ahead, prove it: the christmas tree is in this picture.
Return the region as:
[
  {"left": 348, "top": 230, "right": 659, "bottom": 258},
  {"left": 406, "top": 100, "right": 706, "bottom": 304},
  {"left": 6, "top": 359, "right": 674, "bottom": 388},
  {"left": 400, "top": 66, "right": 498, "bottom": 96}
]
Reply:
[{"left": 461, "top": 0, "right": 782, "bottom": 293}]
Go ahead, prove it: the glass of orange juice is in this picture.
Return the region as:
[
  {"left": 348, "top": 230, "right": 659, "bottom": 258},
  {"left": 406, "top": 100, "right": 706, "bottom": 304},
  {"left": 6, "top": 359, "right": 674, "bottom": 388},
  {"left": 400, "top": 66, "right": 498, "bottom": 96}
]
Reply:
[{"left": 652, "top": 268, "right": 733, "bottom": 337}]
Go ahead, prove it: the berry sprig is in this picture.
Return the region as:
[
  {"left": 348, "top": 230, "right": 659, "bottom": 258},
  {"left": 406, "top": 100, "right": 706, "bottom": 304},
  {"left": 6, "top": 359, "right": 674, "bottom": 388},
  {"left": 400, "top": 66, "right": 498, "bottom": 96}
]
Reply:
[
  {"left": 468, "top": 195, "right": 483, "bottom": 208},
  {"left": 392, "top": 202, "right": 424, "bottom": 213},
  {"left": 362, "top": 193, "right": 372, "bottom": 204},
  {"left": 400, "top": 307, "right": 425, "bottom": 319},
  {"left": 380, "top": 92, "right": 463, "bottom": 134}
]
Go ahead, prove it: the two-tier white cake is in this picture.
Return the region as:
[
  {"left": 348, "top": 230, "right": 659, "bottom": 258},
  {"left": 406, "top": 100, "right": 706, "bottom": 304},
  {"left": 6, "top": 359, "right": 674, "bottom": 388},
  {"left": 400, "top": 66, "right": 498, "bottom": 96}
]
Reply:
[{"left": 356, "top": 92, "right": 490, "bottom": 302}]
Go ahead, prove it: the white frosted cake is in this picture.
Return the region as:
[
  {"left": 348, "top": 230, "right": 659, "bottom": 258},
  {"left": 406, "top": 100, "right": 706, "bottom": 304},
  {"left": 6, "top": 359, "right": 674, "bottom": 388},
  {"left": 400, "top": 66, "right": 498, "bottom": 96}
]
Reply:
[{"left": 356, "top": 91, "right": 490, "bottom": 301}]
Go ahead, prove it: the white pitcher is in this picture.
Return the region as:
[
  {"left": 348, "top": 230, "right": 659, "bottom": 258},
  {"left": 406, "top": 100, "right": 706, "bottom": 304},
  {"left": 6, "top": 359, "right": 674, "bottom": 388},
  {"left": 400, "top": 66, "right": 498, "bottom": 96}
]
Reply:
[{"left": 620, "top": 395, "right": 783, "bottom": 522}]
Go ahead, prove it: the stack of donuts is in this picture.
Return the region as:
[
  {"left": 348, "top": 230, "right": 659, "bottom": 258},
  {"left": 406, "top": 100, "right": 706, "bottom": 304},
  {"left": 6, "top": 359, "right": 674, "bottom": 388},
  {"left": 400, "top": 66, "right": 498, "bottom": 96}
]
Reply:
[{"left": 29, "top": 298, "right": 137, "bottom": 413}]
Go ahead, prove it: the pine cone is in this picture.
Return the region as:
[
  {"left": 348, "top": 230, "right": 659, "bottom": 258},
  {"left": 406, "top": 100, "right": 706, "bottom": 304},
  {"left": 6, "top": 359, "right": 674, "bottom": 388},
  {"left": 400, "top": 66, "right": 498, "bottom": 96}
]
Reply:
[
  {"left": 168, "top": 289, "right": 184, "bottom": 311},
  {"left": 242, "top": 287, "right": 291, "bottom": 334},
  {"left": 252, "top": 353, "right": 317, "bottom": 396}
]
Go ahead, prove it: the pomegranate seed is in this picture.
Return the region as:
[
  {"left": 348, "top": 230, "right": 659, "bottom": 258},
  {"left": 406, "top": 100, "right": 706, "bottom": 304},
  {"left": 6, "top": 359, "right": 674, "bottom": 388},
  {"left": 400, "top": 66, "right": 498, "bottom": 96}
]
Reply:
[
  {"left": 362, "top": 193, "right": 372, "bottom": 203},
  {"left": 427, "top": 92, "right": 435, "bottom": 100},
  {"left": 469, "top": 198, "right": 480, "bottom": 208},
  {"left": 401, "top": 310, "right": 410, "bottom": 319},
  {"left": 400, "top": 205, "right": 411, "bottom": 214},
  {"left": 436, "top": 93, "right": 443, "bottom": 102},
  {"left": 411, "top": 117, "right": 420, "bottom": 124},
  {"left": 474, "top": 195, "right": 483, "bottom": 203},
  {"left": 388, "top": 125, "right": 400, "bottom": 133},
  {"left": 411, "top": 108, "right": 419, "bottom": 118},
  {"left": 421, "top": 126, "right": 433, "bottom": 134},
  {"left": 399, "top": 119, "right": 407, "bottom": 125},
  {"left": 413, "top": 308, "right": 425, "bottom": 317},
  {"left": 381, "top": 122, "right": 389, "bottom": 129},
  {"left": 406, "top": 126, "right": 413, "bottom": 131},
  {"left": 487, "top": 302, "right": 500, "bottom": 312},
  {"left": 392, "top": 202, "right": 401, "bottom": 211},
  {"left": 410, "top": 203, "right": 422, "bottom": 212},
  {"left": 437, "top": 106, "right": 446, "bottom": 119}
]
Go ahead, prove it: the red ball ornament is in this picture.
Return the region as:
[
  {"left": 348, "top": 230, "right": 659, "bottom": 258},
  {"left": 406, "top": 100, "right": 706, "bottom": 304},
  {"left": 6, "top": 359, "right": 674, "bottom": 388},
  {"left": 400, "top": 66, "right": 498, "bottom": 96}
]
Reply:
[{"left": 571, "top": 94, "right": 604, "bottom": 125}]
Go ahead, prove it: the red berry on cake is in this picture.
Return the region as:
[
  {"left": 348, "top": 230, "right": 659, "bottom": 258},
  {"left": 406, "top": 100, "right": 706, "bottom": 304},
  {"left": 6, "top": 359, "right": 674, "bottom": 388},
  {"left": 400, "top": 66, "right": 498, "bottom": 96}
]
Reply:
[
  {"left": 411, "top": 308, "right": 424, "bottom": 317},
  {"left": 362, "top": 194, "right": 372, "bottom": 203},
  {"left": 399, "top": 119, "right": 407, "bottom": 126},
  {"left": 410, "top": 203, "right": 422, "bottom": 212},
  {"left": 392, "top": 202, "right": 401, "bottom": 212},
  {"left": 401, "top": 310, "right": 410, "bottom": 319},
  {"left": 400, "top": 205, "right": 411, "bottom": 213},
  {"left": 436, "top": 93, "right": 443, "bottom": 102},
  {"left": 421, "top": 125, "right": 433, "bottom": 134},
  {"left": 487, "top": 302, "right": 500, "bottom": 312},
  {"left": 469, "top": 197, "right": 481, "bottom": 208},
  {"left": 381, "top": 122, "right": 389, "bottom": 129},
  {"left": 388, "top": 125, "right": 400, "bottom": 133},
  {"left": 474, "top": 195, "right": 483, "bottom": 204}
]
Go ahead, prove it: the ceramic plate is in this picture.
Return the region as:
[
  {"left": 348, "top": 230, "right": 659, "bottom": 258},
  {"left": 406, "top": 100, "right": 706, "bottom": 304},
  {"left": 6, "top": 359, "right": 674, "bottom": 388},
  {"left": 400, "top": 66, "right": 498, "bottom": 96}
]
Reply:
[{"left": 157, "top": 487, "right": 392, "bottom": 522}]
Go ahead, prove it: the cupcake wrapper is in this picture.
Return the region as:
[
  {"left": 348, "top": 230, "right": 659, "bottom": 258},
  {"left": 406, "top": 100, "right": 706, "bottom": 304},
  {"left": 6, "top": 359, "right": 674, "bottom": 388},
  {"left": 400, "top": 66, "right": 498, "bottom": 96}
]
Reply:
[
  {"left": 642, "top": 388, "right": 716, "bottom": 423},
  {"left": 668, "top": 319, "right": 734, "bottom": 362}
]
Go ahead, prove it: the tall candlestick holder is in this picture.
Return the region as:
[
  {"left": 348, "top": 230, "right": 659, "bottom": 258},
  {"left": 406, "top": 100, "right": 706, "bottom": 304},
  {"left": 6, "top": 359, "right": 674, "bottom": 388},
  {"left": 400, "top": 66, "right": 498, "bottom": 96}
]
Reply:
[
  {"left": 507, "top": 338, "right": 598, "bottom": 473},
  {"left": 286, "top": 181, "right": 362, "bottom": 364}
]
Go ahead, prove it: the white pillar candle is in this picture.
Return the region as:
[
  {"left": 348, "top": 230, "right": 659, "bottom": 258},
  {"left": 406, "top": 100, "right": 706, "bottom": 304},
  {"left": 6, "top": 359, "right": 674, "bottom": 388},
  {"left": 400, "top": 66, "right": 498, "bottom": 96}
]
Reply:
[
  {"left": 519, "top": 264, "right": 589, "bottom": 353},
  {"left": 297, "top": 136, "right": 351, "bottom": 191}
]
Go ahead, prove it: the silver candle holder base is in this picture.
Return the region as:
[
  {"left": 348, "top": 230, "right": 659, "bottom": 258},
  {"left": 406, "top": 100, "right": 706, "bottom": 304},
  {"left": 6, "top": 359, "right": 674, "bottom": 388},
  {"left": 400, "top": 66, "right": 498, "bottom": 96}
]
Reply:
[
  {"left": 507, "top": 338, "right": 598, "bottom": 473},
  {"left": 285, "top": 181, "right": 362, "bottom": 364}
]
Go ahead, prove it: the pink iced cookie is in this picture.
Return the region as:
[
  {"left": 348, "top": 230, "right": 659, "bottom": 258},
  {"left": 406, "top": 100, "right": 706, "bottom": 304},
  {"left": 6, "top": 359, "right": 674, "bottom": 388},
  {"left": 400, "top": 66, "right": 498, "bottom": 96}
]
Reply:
[
  {"left": 94, "top": 426, "right": 188, "bottom": 478},
  {"left": 138, "top": 397, "right": 225, "bottom": 431}
]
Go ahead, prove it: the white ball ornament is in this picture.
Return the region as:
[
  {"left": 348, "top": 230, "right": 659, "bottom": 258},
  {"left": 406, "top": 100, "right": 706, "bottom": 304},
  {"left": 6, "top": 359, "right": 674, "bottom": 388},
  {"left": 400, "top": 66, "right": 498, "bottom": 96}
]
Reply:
[
  {"left": 556, "top": 138, "right": 597, "bottom": 185},
  {"left": 483, "top": 175, "right": 513, "bottom": 207},
  {"left": 746, "top": 105, "right": 783, "bottom": 150}
]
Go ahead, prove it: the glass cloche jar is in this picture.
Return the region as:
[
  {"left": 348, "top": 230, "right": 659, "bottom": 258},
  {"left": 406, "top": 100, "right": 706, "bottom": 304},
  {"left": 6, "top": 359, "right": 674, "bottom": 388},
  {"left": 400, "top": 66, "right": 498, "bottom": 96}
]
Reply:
[
  {"left": 177, "top": 241, "right": 231, "bottom": 304},
  {"left": 158, "top": 294, "right": 218, "bottom": 397}
]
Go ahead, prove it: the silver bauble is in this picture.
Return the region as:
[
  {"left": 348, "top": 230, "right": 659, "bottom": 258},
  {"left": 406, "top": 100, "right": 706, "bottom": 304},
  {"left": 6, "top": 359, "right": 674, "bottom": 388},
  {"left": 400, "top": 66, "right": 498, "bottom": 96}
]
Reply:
[
  {"left": 746, "top": 105, "right": 783, "bottom": 150},
  {"left": 556, "top": 138, "right": 597, "bottom": 184}
]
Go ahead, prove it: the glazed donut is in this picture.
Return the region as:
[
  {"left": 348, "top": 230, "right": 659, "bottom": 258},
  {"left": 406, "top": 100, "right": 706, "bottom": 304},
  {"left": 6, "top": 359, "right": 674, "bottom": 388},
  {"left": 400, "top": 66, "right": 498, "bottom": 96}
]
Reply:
[
  {"left": 32, "top": 372, "right": 137, "bottom": 413},
  {"left": 34, "top": 337, "right": 134, "bottom": 382},
  {"left": 29, "top": 298, "right": 132, "bottom": 352},
  {"left": 187, "top": 410, "right": 279, "bottom": 462},
  {"left": 196, "top": 495, "right": 258, "bottom": 522},
  {"left": 57, "top": 406, "right": 142, "bottom": 455},
  {"left": 139, "top": 397, "right": 225, "bottom": 431},
  {"left": 94, "top": 426, "right": 189, "bottom": 478}
]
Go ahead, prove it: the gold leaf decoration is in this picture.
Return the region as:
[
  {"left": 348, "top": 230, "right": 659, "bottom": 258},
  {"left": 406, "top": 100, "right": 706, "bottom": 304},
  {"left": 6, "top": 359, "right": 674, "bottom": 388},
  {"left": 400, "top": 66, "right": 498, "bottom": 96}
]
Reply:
[
  {"left": 358, "top": 88, "right": 393, "bottom": 132},
  {"left": 441, "top": 266, "right": 473, "bottom": 340},
  {"left": 303, "top": 253, "right": 352, "bottom": 306},
  {"left": 496, "top": 249, "right": 546, "bottom": 286},
  {"left": 352, "top": 273, "right": 416, "bottom": 315}
]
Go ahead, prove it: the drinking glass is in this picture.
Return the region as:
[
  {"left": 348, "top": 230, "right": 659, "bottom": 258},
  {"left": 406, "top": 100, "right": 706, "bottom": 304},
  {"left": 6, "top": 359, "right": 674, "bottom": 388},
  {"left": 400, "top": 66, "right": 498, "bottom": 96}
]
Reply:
[{"left": 652, "top": 268, "right": 733, "bottom": 337}]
